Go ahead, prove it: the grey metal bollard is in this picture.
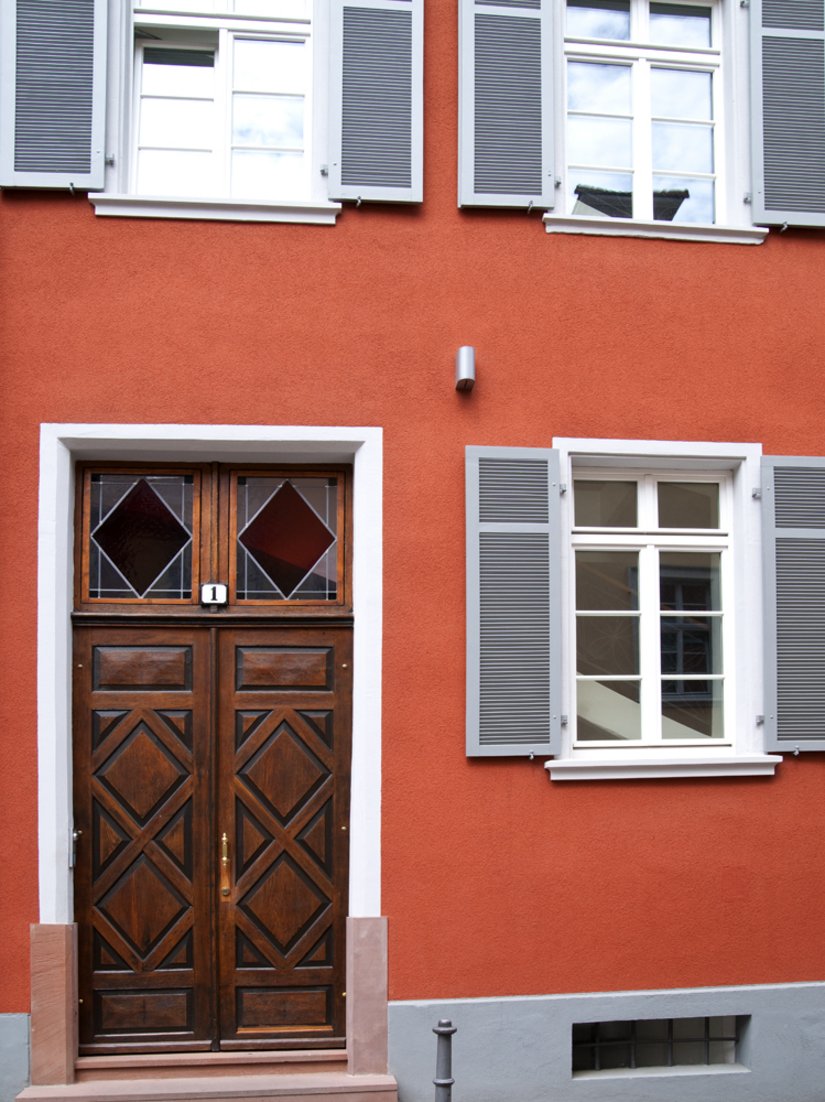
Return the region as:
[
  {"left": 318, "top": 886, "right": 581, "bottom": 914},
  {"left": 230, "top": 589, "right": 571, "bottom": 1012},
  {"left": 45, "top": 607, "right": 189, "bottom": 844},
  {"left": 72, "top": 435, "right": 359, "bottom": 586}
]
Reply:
[{"left": 433, "top": 1018, "right": 457, "bottom": 1102}]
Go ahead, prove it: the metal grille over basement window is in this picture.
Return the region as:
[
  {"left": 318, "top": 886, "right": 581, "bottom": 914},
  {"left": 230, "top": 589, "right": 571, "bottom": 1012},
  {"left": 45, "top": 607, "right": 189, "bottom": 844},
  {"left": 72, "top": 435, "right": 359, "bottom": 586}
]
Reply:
[{"left": 572, "top": 1015, "right": 743, "bottom": 1072}]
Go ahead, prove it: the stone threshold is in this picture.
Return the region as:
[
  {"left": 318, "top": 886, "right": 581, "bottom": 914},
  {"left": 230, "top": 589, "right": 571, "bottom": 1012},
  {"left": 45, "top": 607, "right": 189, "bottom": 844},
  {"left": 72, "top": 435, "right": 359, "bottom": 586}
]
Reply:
[{"left": 18, "top": 1071, "right": 398, "bottom": 1102}]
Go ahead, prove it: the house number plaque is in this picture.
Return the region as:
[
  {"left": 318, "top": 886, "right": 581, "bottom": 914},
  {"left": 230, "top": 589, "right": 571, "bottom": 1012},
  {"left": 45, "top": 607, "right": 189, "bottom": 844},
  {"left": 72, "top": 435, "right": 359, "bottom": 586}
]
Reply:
[{"left": 201, "top": 583, "right": 228, "bottom": 606}]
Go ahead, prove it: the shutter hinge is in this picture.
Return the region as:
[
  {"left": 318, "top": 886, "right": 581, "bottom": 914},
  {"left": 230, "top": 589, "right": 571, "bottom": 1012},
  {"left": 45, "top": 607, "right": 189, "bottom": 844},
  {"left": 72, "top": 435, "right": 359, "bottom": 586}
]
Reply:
[
  {"left": 560, "top": 714, "right": 569, "bottom": 727},
  {"left": 739, "top": 0, "right": 749, "bottom": 8},
  {"left": 105, "top": 154, "right": 116, "bottom": 167},
  {"left": 752, "top": 488, "right": 762, "bottom": 500},
  {"left": 320, "top": 164, "right": 329, "bottom": 177},
  {"left": 756, "top": 714, "right": 764, "bottom": 726},
  {"left": 559, "top": 483, "right": 568, "bottom": 495}
]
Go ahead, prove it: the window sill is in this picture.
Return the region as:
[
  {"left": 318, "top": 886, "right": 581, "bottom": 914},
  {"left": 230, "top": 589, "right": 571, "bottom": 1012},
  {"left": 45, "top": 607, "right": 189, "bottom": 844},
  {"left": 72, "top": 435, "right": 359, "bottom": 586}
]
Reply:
[
  {"left": 542, "top": 213, "right": 768, "bottom": 246},
  {"left": 89, "top": 194, "right": 342, "bottom": 225},
  {"left": 546, "top": 754, "right": 781, "bottom": 781},
  {"left": 574, "top": 1064, "right": 749, "bottom": 1080}
]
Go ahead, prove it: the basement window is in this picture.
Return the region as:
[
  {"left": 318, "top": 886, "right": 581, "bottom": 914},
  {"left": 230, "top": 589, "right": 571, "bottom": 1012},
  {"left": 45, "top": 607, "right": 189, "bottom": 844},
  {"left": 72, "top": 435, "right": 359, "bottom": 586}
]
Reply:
[{"left": 572, "top": 1016, "right": 744, "bottom": 1073}]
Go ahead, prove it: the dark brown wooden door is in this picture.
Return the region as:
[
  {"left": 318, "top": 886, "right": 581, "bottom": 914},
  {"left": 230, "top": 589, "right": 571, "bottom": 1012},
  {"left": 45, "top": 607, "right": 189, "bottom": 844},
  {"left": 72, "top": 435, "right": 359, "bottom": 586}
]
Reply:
[
  {"left": 73, "top": 623, "right": 351, "bottom": 1054},
  {"left": 216, "top": 627, "right": 351, "bottom": 1048}
]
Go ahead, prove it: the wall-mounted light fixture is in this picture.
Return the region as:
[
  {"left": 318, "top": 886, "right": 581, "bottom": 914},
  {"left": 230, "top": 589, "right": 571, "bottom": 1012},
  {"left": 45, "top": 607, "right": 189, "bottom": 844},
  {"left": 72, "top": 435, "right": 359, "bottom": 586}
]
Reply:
[{"left": 455, "top": 346, "right": 476, "bottom": 392}]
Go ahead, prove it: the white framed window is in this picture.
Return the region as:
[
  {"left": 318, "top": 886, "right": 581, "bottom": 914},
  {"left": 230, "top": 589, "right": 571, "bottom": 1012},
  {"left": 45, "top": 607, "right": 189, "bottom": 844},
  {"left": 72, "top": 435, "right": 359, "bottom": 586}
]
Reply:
[
  {"left": 552, "top": 439, "right": 774, "bottom": 777},
  {"left": 457, "top": 0, "right": 769, "bottom": 243},
  {"left": 0, "top": 0, "right": 427, "bottom": 222},
  {"left": 565, "top": 0, "right": 722, "bottom": 226},
  {"left": 571, "top": 469, "right": 731, "bottom": 746},
  {"left": 131, "top": 2, "right": 314, "bottom": 203},
  {"left": 92, "top": 0, "right": 337, "bottom": 221},
  {"left": 465, "top": 439, "right": 782, "bottom": 780}
]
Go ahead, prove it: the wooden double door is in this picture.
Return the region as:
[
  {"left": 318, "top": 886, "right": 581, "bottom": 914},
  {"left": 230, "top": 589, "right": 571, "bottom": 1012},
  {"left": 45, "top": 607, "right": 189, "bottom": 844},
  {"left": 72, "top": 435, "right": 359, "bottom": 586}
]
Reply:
[{"left": 72, "top": 622, "right": 352, "bottom": 1054}]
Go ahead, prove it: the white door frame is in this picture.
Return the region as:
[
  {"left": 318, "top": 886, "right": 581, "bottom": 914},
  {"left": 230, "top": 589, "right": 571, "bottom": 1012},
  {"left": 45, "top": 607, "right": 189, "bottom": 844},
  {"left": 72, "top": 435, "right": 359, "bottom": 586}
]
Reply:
[{"left": 37, "top": 423, "right": 383, "bottom": 924}]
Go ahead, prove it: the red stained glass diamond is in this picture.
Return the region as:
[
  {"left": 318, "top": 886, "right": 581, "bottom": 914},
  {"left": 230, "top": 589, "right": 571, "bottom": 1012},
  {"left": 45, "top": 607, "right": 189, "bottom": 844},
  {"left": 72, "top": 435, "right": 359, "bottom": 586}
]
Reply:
[
  {"left": 239, "top": 481, "right": 335, "bottom": 598},
  {"left": 92, "top": 479, "right": 190, "bottom": 597}
]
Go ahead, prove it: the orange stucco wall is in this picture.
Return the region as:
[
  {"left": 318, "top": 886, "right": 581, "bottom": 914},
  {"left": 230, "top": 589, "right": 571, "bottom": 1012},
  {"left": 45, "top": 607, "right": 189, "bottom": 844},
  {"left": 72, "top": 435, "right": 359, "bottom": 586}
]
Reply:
[{"left": 4, "top": 4, "right": 825, "bottom": 1017}]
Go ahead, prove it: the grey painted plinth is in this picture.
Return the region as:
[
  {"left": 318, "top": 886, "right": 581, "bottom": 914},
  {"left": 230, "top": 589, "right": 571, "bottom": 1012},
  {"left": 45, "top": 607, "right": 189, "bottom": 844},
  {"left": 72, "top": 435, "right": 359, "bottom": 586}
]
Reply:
[
  {"left": 389, "top": 983, "right": 825, "bottom": 1102},
  {"left": 0, "top": 1015, "right": 29, "bottom": 1102}
]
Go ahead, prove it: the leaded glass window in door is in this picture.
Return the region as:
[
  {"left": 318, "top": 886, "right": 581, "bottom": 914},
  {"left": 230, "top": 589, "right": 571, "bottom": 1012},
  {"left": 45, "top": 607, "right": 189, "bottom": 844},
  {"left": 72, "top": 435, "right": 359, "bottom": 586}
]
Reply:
[
  {"left": 233, "top": 475, "right": 340, "bottom": 601},
  {"left": 86, "top": 472, "right": 198, "bottom": 600},
  {"left": 77, "top": 466, "right": 349, "bottom": 609}
]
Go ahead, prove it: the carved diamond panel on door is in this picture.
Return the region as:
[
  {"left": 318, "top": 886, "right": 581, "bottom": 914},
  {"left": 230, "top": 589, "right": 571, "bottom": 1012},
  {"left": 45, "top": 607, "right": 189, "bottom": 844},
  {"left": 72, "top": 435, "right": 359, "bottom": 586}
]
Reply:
[
  {"left": 217, "top": 628, "right": 352, "bottom": 1048},
  {"left": 73, "top": 627, "right": 213, "bottom": 1053}
]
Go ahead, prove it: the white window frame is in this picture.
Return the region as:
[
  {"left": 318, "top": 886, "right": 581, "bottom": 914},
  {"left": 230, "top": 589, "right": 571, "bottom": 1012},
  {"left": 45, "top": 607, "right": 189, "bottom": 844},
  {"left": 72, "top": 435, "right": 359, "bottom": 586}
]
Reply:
[
  {"left": 90, "top": 0, "right": 342, "bottom": 224},
  {"left": 548, "top": 438, "right": 780, "bottom": 780},
  {"left": 572, "top": 468, "right": 732, "bottom": 747},
  {"left": 565, "top": 0, "right": 723, "bottom": 222},
  {"left": 544, "top": 0, "right": 767, "bottom": 244}
]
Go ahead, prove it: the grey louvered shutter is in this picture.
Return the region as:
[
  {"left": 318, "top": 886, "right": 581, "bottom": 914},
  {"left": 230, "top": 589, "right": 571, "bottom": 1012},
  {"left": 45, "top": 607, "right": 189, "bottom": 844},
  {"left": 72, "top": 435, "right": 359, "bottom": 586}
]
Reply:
[
  {"left": 458, "top": 0, "right": 554, "bottom": 208},
  {"left": 328, "top": 0, "right": 423, "bottom": 203},
  {"left": 762, "top": 457, "right": 825, "bottom": 751},
  {"left": 466, "top": 446, "right": 562, "bottom": 757},
  {"left": 0, "top": 0, "right": 107, "bottom": 189},
  {"left": 751, "top": 0, "right": 825, "bottom": 226}
]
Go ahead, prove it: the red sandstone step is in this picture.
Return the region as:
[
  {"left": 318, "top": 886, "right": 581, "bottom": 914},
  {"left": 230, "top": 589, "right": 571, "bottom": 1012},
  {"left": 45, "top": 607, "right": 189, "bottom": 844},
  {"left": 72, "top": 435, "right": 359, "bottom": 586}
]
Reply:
[
  {"left": 74, "top": 1052, "right": 349, "bottom": 1083},
  {"left": 16, "top": 1072, "right": 398, "bottom": 1102}
]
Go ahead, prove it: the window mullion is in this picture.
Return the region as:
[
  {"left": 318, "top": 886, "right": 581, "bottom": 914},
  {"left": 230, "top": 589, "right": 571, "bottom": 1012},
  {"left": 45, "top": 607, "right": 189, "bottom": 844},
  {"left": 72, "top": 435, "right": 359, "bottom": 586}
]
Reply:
[
  {"left": 711, "top": 52, "right": 724, "bottom": 224},
  {"left": 130, "top": 40, "right": 143, "bottom": 195},
  {"left": 634, "top": 58, "right": 652, "bottom": 221},
  {"left": 639, "top": 542, "right": 661, "bottom": 742},
  {"left": 219, "top": 27, "right": 232, "bottom": 196},
  {"left": 719, "top": 519, "right": 734, "bottom": 744}
]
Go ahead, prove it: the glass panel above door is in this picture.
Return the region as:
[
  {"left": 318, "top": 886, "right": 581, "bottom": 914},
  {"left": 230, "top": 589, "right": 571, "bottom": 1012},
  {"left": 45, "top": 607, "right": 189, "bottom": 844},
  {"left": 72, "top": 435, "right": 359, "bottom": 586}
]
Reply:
[
  {"left": 78, "top": 466, "right": 349, "bottom": 610},
  {"left": 235, "top": 476, "right": 339, "bottom": 601},
  {"left": 88, "top": 473, "right": 195, "bottom": 599}
]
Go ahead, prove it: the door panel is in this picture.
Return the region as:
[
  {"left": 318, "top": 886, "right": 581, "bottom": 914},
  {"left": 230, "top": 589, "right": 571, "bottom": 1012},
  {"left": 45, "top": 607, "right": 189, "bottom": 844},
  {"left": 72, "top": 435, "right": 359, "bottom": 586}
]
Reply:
[
  {"left": 217, "top": 627, "right": 351, "bottom": 1047},
  {"left": 73, "top": 623, "right": 351, "bottom": 1053},
  {"left": 73, "top": 627, "right": 214, "bottom": 1053}
]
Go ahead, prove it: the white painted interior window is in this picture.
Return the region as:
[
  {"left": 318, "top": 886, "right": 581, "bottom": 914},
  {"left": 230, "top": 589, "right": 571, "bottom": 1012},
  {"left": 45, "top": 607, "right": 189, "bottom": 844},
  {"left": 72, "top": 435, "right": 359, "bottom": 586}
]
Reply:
[
  {"left": 571, "top": 471, "right": 731, "bottom": 745},
  {"left": 565, "top": 0, "right": 722, "bottom": 224},
  {"left": 132, "top": 0, "right": 312, "bottom": 201}
]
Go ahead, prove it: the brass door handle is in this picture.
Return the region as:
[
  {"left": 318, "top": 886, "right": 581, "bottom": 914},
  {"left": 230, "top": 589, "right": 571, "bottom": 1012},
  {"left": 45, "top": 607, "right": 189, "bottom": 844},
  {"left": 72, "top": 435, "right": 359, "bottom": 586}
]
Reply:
[{"left": 220, "top": 831, "right": 231, "bottom": 898}]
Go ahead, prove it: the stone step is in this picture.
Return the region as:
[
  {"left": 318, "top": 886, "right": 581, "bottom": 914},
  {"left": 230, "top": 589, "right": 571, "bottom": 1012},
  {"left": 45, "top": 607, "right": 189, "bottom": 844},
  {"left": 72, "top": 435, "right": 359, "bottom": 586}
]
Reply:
[
  {"left": 74, "top": 1052, "right": 349, "bottom": 1082},
  {"left": 17, "top": 1072, "right": 398, "bottom": 1102}
]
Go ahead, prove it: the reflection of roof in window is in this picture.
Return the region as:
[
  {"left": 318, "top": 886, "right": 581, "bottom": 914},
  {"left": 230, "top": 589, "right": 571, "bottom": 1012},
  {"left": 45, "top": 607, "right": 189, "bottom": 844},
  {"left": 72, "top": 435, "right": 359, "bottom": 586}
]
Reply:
[
  {"left": 573, "top": 184, "right": 689, "bottom": 220},
  {"left": 567, "top": 0, "right": 630, "bottom": 10},
  {"left": 144, "top": 47, "right": 215, "bottom": 67}
]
